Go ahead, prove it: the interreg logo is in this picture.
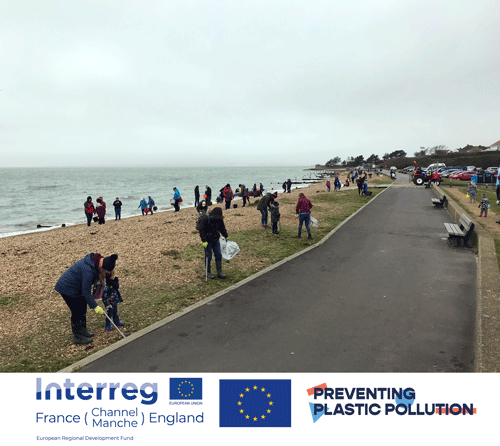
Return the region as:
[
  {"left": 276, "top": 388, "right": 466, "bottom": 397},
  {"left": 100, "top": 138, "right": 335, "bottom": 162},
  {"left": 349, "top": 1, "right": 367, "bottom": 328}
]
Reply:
[
  {"left": 169, "top": 378, "right": 203, "bottom": 404},
  {"left": 307, "top": 383, "right": 476, "bottom": 422},
  {"left": 219, "top": 379, "right": 291, "bottom": 427},
  {"left": 36, "top": 378, "right": 158, "bottom": 405}
]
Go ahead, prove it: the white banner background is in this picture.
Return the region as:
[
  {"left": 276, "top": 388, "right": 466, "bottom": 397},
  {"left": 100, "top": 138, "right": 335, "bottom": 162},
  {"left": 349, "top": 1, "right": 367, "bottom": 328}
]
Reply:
[{"left": 0, "top": 373, "right": 495, "bottom": 445}]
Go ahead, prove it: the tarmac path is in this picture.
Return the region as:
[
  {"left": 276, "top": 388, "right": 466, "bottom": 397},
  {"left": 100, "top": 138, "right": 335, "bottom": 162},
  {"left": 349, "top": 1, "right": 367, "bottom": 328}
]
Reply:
[{"left": 81, "top": 176, "right": 477, "bottom": 372}]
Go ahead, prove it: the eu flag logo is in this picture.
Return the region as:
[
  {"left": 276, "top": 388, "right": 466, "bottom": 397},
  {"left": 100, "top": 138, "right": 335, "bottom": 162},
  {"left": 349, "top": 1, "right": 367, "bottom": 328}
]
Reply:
[
  {"left": 170, "top": 378, "right": 202, "bottom": 400},
  {"left": 219, "top": 379, "right": 291, "bottom": 427}
]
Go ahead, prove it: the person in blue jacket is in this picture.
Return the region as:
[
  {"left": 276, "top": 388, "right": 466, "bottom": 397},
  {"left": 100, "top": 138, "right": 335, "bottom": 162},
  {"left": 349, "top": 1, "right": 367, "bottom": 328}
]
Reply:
[
  {"left": 148, "top": 196, "right": 155, "bottom": 215},
  {"left": 139, "top": 197, "right": 148, "bottom": 215},
  {"left": 55, "top": 253, "right": 118, "bottom": 344},
  {"left": 173, "top": 187, "right": 181, "bottom": 212}
]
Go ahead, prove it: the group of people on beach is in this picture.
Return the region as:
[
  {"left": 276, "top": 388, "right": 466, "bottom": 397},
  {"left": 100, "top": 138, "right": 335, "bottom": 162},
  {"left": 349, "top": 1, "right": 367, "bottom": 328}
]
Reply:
[
  {"left": 84, "top": 196, "right": 123, "bottom": 226},
  {"left": 68, "top": 180, "right": 315, "bottom": 346}
]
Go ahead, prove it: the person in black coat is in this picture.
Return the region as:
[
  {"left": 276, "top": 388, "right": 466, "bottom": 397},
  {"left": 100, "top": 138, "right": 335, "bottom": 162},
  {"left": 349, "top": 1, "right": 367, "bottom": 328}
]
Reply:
[
  {"left": 205, "top": 185, "right": 212, "bottom": 206},
  {"left": 197, "top": 206, "right": 228, "bottom": 279},
  {"left": 194, "top": 185, "right": 200, "bottom": 208}
]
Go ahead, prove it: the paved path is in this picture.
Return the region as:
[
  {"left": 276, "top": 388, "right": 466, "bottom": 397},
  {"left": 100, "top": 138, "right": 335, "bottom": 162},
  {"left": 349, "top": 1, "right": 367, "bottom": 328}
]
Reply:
[{"left": 82, "top": 178, "right": 477, "bottom": 372}]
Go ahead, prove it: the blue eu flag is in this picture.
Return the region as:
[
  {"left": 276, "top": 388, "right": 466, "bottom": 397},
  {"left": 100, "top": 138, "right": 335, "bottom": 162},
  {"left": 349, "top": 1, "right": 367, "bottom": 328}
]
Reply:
[
  {"left": 170, "top": 378, "right": 203, "bottom": 400},
  {"left": 219, "top": 379, "right": 291, "bottom": 427}
]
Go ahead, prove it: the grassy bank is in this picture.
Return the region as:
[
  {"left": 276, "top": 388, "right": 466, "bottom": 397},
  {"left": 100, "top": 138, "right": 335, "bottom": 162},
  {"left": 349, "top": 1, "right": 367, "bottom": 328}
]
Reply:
[{"left": 0, "top": 188, "right": 384, "bottom": 372}]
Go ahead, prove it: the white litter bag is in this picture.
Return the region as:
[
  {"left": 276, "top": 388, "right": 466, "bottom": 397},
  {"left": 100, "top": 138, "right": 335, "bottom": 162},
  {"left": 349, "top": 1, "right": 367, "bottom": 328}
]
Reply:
[
  {"left": 310, "top": 216, "right": 319, "bottom": 229},
  {"left": 219, "top": 237, "right": 240, "bottom": 260}
]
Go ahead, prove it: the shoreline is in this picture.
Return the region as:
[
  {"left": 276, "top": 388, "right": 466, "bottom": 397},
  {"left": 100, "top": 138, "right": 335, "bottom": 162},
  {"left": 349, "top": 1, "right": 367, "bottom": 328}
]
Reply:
[{"left": 0, "top": 184, "right": 312, "bottom": 240}]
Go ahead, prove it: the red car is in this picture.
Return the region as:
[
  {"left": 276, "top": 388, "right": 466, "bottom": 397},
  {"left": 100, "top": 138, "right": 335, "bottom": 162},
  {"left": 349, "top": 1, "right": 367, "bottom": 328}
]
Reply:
[{"left": 455, "top": 171, "right": 478, "bottom": 181}]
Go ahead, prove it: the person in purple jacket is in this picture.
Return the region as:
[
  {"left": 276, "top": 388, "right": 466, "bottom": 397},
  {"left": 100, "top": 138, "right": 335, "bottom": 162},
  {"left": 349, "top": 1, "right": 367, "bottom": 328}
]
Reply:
[{"left": 55, "top": 253, "right": 118, "bottom": 344}]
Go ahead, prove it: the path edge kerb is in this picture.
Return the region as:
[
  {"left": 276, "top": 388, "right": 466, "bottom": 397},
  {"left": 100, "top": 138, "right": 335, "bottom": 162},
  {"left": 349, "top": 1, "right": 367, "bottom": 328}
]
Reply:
[
  {"left": 432, "top": 183, "right": 500, "bottom": 372},
  {"left": 58, "top": 186, "right": 390, "bottom": 373}
]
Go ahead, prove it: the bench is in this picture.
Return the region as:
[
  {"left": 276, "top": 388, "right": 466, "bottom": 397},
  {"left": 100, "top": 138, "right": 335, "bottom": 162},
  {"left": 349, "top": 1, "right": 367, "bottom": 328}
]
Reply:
[
  {"left": 444, "top": 214, "right": 475, "bottom": 247},
  {"left": 432, "top": 194, "right": 447, "bottom": 208}
]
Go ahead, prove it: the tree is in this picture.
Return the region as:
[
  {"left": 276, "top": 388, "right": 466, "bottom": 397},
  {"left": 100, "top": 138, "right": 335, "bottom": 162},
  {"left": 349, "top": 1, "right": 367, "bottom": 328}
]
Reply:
[
  {"left": 366, "top": 154, "right": 380, "bottom": 164},
  {"left": 354, "top": 155, "right": 365, "bottom": 165},
  {"left": 325, "top": 156, "right": 342, "bottom": 166}
]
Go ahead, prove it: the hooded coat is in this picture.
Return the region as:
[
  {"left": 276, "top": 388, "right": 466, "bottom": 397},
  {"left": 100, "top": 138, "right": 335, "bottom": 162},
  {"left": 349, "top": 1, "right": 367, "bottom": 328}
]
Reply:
[
  {"left": 55, "top": 253, "right": 100, "bottom": 309},
  {"left": 198, "top": 208, "right": 228, "bottom": 244}
]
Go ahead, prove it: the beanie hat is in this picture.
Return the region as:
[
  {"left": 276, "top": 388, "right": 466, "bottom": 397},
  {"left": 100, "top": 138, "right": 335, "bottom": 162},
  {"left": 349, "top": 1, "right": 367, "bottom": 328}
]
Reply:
[
  {"left": 87, "top": 196, "right": 92, "bottom": 201},
  {"left": 210, "top": 207, "right": 223, "bottom": 219},
  {"left": 102, "top": 254, "right": 118, "bottom": 271},
  {"left": 272, "top": 192, "right": 278, "bottom": 198}
]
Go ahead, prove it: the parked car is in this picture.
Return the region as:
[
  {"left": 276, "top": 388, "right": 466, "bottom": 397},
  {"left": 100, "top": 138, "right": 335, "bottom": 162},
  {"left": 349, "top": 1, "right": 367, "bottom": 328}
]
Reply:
[
  {"left": 455, "top": 171, "right": 478, "bottom": 181},
  {"left": 485, "top": 167, "right": 499, "bottom": 174},
  {"left": 441, "top": 169, "right": 462, "bottom": 178}
]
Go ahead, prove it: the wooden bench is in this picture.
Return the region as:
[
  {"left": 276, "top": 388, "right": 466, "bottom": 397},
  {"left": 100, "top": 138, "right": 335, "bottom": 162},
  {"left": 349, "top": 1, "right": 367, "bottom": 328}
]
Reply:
[
  {"left": 432, "top": 194, "right": 447, "bottom": 208},
  {"left": 444, "top": 214, "right": 475, "bottom": 247}
]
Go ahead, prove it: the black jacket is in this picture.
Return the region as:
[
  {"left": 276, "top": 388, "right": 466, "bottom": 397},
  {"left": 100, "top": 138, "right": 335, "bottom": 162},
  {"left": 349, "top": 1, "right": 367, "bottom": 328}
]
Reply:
[{"left": 198, "top": 209, "right": 228, "bottom": 244}]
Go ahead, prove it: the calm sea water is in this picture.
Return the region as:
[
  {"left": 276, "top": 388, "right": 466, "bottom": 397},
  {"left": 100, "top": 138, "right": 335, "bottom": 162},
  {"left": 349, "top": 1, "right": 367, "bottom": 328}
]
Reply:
[{"left": 0, "top": 166, "right": 316, "bottom": 237}]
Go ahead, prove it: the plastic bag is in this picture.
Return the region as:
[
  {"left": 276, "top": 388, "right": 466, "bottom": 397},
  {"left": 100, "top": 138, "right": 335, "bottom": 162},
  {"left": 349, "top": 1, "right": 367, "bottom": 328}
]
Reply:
[
  {"left": 310, "top": 216, "right": 319, "bottom": 229},
  {"left": 219, "top": 237, "right": 240, "bottom": 260}
]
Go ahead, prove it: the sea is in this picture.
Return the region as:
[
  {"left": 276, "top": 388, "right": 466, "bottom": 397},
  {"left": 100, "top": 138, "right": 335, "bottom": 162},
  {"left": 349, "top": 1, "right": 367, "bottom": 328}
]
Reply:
[{"left": 0, "top": 166, "right": 318, "bottom": 238}]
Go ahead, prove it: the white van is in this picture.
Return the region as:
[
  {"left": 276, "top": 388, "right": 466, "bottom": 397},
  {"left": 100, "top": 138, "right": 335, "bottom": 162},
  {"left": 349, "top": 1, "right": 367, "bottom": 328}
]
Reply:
[{"left": 425, "top": 163, "right": 446, "bottom": 171}]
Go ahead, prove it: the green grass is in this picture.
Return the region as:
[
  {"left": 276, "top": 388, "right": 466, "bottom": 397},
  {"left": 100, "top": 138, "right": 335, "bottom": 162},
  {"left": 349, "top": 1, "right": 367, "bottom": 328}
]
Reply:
[
  {"left": 446, "top": 185, "right": 500, "bottom": 269},
  {"left": 0, "top": 295, "right": 19, "bottom": 306},
  {"left": 371, "top": 176, "right": 394, "bottom": 185}
]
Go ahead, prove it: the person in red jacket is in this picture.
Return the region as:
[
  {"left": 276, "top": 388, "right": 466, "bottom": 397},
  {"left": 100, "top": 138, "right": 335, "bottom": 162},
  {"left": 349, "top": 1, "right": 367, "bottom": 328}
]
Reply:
[
  {"left": 295, "top": 192, "right": 313, "bottom": 239},
  {"left": 96, "top": 197, "right": 106, "bottom": 225},
  {"left": 223, "top": 184, "right": 233, "bottom": 210},
  {"left": 84, "top": 196, "right": 95, "bottom": 227}
]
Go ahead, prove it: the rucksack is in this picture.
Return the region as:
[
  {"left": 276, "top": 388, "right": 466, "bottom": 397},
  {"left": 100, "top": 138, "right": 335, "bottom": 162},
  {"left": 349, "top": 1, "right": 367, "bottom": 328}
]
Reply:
[{"left": 196, "top": 212, "right": 209, "bottom": 231}]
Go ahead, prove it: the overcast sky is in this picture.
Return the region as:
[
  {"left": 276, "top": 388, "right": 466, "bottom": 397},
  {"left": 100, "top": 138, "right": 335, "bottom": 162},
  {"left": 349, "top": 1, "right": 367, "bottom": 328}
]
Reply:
[{"left": 1, "top": 0, "right": 499, "bottom": 167}]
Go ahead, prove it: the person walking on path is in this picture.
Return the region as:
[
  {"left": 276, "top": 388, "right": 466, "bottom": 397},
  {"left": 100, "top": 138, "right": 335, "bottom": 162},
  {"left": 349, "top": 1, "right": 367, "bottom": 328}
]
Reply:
[
  {"left": 173, "top": 187, "right": 181, "bottom": 212},
  {"left": 270, "top": 201, "right": 280, "bottom": 235},
  {"left": 223, "top": 184, "right": 233, "bottom": 210},
  {"left": 286, "top": 179, "right": 292, "bottom": 193},
  {"left": 478, "top": 193, "right": 490, "bottom": 217},
  {"left": 257, "top": 191, "right": 277, "bottom": 229},
  {"left": 96, "top": 198, "right": 106, "bottom": 224},
  {"left": 55, "top": 253, "right": 118, "bottom": 344},
  {"left": 205, "top": 185, "right": 212, "bottom": 206},
  {"left": 139, "top": 197, "right": 148, "bottom": 215},
  {"left": 467, "top": 182, "right": 477, "bottom": 203},
  {"left": 84, "top": 196, "right": 95, "bottom": 227},
  {"left": 295, "top": 192, "right": 313, "bottom": 239},
  {"left": 113, "top": 197, "right": 122, "bottom": 220},
  {"left": 148, "top": 196, "right": 155, "bottom": 214},
  {"left": 197, "top": 206, "right": 228, "bottom": 279},
  {"left": 194, "top": 185, "right": 200, "bottom": 208}
]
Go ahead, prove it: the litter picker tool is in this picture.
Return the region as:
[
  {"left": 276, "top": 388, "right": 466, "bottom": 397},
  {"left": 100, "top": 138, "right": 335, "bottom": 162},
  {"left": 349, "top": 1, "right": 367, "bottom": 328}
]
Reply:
[{"left": 103, "top": 310, "right": 126, "bottom": 338}]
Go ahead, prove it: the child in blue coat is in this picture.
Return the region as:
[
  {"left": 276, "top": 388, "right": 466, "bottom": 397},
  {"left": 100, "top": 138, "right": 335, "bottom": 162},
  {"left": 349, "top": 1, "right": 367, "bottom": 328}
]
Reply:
[{"left": 102, "top": 276, "right": 124, "bottom": 331}]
